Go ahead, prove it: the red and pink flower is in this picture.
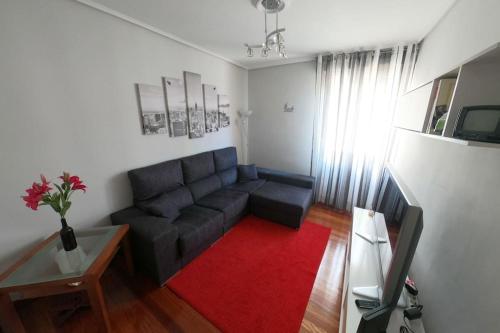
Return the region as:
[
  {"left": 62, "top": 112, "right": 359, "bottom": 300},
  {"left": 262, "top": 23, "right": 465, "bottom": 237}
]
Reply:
[
  {"left": 22, "top": 172, "right": 86, "bottom": 217},
  {"left": 60, "top": 172, "right": 86, "bottom": 192},
  {"left": 22, "top": 175, "right": 52, "bottom": 210}
]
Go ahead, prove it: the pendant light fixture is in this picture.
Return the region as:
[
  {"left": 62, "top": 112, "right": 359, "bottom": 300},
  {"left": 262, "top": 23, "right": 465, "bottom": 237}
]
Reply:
[{"left": 244, "top": 0, "right": 288, "bottom": 58}]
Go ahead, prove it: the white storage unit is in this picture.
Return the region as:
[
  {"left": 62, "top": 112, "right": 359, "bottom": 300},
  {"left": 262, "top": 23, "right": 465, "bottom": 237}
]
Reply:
[{"left": 394, "top": 42, "right": 500, "bottom": 147}]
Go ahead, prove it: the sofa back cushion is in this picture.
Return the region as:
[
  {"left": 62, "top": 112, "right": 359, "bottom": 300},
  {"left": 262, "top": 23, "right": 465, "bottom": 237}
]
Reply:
[
  {"left": 238, "top": 164, "right": 258, "bottom": 182},
  {"left": 135, "top": 186, "right": 194, "bottom": 220},
  {"left": 213, "top": 147, "right": 237, "bottom": 186},
  {"left": 218, "top": 167, "right": 237, "bottom": 186},
  {"left": 128, "top": 159, "right": 183, "bottom": 201},
  {"left": 181, "top": 151, "right": 215, "bottom": 184},
  {"left": 213, "top": 147, "right": 237, "bottom": 172},
  {"left": 188, "top": 174, "right": 222, "bottom": 201}
]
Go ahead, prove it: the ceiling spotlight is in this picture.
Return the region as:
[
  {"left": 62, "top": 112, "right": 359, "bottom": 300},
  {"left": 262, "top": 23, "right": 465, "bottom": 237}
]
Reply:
[
  {"left": 261, "top": 46, "right": 270, "bottom": 57},
  {"left": 247, "top": 47, "right": 254, "bottom": 57},
  {"left": 278, "top": 44, "right": 285, "bottom": 54}
]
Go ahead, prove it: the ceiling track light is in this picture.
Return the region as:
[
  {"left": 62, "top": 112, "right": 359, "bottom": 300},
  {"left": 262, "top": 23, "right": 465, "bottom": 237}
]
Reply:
[{"left": 244, "top": 0, "right": 288, "bottom": 59}]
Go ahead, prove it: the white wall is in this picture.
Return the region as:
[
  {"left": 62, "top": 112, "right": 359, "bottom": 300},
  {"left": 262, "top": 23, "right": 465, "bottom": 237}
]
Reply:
[
  {"left": 392, "top": 0, "right": 500, "bottom": 331},
  {"left": 412, "top": 0, "right": 500, "bottom": 88},
  {"left": 390, "top": 130, "right": 500, "bottom": 332},
  {"left": 0, "top": 0, "right": 247, "bottom": 271},
  {"left": 248, "top": 61, "right": 316, "bottom": 175}
]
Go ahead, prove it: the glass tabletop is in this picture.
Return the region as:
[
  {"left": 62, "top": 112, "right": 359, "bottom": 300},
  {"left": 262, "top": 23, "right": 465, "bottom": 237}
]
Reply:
[{"left": 0, "top": 226, "right": 121, "bottom": 288}]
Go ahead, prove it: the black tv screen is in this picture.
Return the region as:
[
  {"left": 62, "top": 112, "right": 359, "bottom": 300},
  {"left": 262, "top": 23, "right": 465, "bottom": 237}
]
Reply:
[{"left": 453, "top": 105, "right": 500, "bottom": 143}]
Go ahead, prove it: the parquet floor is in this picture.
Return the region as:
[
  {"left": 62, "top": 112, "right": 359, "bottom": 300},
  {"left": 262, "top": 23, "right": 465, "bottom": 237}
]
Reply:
[{"left": 12, "top": 204, "right": 352, "bottom": 333}]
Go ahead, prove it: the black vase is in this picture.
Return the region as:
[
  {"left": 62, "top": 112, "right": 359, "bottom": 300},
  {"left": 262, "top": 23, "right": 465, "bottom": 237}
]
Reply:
[{"left": 60, "top": 218, "right": 77, "bottom": 251}]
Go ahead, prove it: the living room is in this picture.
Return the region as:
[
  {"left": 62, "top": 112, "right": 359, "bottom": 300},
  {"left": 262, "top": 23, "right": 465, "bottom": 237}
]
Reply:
[{"left": 1, "top": 0, "right": 499, "bottom": 332}]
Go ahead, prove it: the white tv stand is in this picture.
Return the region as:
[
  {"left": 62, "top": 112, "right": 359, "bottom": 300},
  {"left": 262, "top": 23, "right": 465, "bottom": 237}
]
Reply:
[{"left": 339, "top": 207, "right": 425, "bottom": 333}]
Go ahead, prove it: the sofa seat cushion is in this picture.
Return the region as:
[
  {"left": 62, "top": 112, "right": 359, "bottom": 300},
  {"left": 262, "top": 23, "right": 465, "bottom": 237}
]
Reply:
[
  {"left": 250, "top": 181, "right": 313, "bottom": 228},
  {"left": 195, "top": 189, "right": 249, "bottom": 222},
  {"left": 226, "top": 179, "right": 266, "bottom": 193},
  {"left": 173, "top": 205, "right": 224, "bottom": 257}
]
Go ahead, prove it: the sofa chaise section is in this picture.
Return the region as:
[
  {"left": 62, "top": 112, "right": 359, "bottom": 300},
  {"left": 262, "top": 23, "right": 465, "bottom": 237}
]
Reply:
[{"left": 250, "top": 167, "right": 315, "bottom": 229}]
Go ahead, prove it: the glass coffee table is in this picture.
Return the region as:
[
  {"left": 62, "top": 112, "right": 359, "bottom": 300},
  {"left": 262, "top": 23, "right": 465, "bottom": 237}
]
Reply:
[{"left": 0, "top": 225, "right": 133, "bottom": 333}]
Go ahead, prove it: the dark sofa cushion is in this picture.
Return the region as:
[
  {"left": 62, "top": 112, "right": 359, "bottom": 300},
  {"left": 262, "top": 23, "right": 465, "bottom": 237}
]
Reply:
[
  {"left": 188, "top": 174, "right": 222, "bottom": 201},
  {"left": 213, "top": 147, "right": 237, "bottom": 171},
  {"left": 226, "top": 179, "right": 266, "bottom": 193},
  {"left": 250, "top": 181, "right": 313, "bottom": 228},
  {"left": 173, "top": 205, "right": 224, "bottom": 257},
  {"left": 135, "top": 195, "right": 180, "bottom": 221},
  {"left": 163, "top": 186, "right": 194, "bottom": 209},
  {"left": 181, "top": 151, "right": 215, "bottom": 183},
  {"left": 196, "top": 189, "right": 249, "bottom": 223},
  {"left": 218, "top": 167, "right": 237, "bottom": 186},
  {"left": 238, "top": 164, "right": 258, "bottom": 182},
  {"left": 136, "top": 186, "right": 194, "bottom": 214},
  {"left": 110, "top": 207, "right": 181, "bottom": 285},
  {"left": 128, "top": 159, "right": 183, "bottom": 201},
  {"left": 256, "top": 167, "right": 315, "bottom": 189}
]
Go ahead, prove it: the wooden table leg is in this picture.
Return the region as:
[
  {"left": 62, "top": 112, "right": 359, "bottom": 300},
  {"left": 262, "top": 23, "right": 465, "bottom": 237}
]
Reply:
[
  {"left": 122, "top": 234, "right": 134, "bottom": 276},
  {"left": 0, "top": 293, "right": 25, "bottom": 333},
  {"left": 86, "top": 279, "right": 111, "bottom": 333}
]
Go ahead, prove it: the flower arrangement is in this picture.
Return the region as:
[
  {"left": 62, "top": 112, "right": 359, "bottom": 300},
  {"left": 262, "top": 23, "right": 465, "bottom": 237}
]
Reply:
[{"left": 22, "top": 172, "right": 86, "bottom": 219}]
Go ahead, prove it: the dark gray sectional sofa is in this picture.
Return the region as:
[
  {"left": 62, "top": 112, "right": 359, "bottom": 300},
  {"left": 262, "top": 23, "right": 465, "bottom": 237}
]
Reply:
[{"left": 111, "top": 147, "right": 314, "bottom": 285}]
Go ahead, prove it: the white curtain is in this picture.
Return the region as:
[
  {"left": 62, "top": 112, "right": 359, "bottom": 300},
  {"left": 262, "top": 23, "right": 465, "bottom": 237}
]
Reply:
[{"left": 311, "top": 45, "right": 418, "bottom": 212}]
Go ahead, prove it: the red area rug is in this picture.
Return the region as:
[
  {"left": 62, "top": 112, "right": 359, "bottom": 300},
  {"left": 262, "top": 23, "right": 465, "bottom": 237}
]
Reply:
[{"left": 167, "top": 215, "right": 331, "bottom": 333}]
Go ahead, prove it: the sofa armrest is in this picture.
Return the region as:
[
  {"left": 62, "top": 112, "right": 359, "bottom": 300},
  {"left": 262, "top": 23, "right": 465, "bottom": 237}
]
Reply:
[
  {"left": 110, "top": 207, "right": 180, "bottom": 285},
  {"left": 256, "top": 167, "right": 315, "bottom": 189}
]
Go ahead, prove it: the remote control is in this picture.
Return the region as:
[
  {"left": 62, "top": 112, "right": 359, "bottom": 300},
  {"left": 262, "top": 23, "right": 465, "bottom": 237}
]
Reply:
[{"left": 355, "top": 299, "right": 380, "bottom": 310}]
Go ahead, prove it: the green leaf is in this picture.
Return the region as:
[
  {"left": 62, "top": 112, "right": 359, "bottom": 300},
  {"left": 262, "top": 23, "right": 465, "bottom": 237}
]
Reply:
[
  {"left": 50, "top": 193, "right": 61, "bottom": 213},
  {"left": 50, "top": 201, "right": 61, "bottom": 212},
  {"left": 54, "top": 184, "right": 64, "bottom": 195},
  {"left": 60, "top": 201, "right": 72, "bottom": 218}
]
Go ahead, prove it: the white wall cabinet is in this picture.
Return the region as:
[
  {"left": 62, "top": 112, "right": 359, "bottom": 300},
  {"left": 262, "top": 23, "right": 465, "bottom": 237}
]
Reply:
[
  {"left": 395, "top": 43, "right": 500, "bottom": 144},
  {"left": 393, "top": 81, "right": 437, "bottom": 132}
]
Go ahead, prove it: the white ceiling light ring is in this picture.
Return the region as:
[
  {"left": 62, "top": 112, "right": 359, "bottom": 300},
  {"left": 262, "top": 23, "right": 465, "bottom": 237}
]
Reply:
[{"left": 253, "top": 0, "right": 291, "bottom": 14}]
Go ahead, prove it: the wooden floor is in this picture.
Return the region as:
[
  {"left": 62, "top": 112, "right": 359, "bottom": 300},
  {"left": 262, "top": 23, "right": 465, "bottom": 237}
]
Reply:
[{"left": 13, "top": 205, "right": 352, "bottom": 333}]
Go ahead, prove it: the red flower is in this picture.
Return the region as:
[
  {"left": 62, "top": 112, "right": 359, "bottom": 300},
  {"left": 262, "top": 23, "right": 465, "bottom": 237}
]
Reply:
[
  {"left": 69, "top": 176, "right": 86, "bottom": 192},
  {"left": 60, "top": 172, "right": 86, "bottom": 192},
  {"left": 22, "top": 175, "right": 52, "bottom": 210}
]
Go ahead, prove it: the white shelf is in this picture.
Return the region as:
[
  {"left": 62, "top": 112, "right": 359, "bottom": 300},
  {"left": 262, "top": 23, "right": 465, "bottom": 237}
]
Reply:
[
  {"left": 339, "top": 208, "right": 425, "bottom": 333},
  {"left": 419, "top": 133, "right": 500, "bottom": 148}
]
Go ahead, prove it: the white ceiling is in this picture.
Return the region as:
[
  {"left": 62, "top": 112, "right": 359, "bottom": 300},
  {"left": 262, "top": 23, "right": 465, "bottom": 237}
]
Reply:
[{"left": 85, "top": 0, "right": 457, "bottom": 69}]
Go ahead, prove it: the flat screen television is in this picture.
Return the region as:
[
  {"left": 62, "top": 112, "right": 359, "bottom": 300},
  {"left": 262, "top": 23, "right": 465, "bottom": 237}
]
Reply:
[
  {"left": 357, "top": 166, "right": 423, "bottom": 333},
  {"left": 453, "top": 105, "right": 500, "bottom": 143}
]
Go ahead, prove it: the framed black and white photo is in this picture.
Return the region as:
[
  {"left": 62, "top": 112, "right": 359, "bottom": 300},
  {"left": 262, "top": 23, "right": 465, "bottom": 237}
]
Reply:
[
  {"left": 203, "top": 84, "right": 219, "bottom": 133},
  {"left": 163, "top": 77, "right": 188, "bottom": 137},
  {"left": 218, "top": 94, "right": 230, "bottom": 128},
  {"left": 184, "top": 71, "right": 205, "bottom": 138},
  {"left": 136, "top": 83, "right": 168, "bottom": 135}
]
